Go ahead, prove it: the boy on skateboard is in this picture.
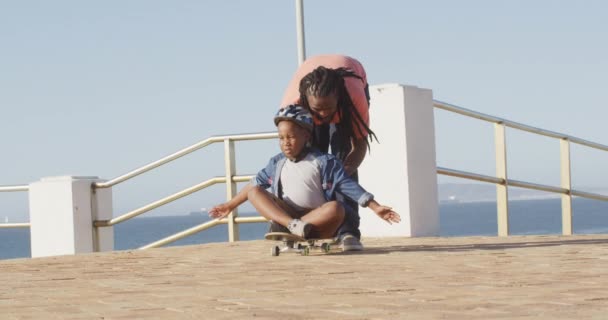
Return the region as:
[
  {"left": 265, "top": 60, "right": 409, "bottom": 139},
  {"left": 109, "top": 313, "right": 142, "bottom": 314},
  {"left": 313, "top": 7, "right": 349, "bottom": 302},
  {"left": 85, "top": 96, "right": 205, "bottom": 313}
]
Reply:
[{"left": 208, "top": 105, "right": 400, "bottom": 240}]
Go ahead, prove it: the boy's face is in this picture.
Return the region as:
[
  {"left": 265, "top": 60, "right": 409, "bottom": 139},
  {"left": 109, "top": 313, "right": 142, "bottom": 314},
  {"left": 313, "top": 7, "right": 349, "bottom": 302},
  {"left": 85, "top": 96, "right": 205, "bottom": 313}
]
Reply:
[
  {"left": 277, "top": 120, "right": 310, "bottom": 160},
  {"left": 306, "top": 93, "right": 338, "bottom": 124}
]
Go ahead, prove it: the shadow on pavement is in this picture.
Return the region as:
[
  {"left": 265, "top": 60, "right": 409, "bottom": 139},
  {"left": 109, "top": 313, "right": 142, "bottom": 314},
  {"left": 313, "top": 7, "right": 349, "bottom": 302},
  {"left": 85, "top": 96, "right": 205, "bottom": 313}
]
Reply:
[{"left": 331, "top": 237, "right": 608, "bottom": 256}]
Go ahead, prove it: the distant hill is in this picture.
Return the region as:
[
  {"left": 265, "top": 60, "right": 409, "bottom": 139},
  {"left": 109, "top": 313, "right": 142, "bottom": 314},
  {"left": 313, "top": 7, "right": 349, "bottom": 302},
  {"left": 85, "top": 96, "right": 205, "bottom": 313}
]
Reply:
[
  {"left": 439, "top": 183, "right": 555, "bottom": 203},
  {"left": 438, "top": 183, "right": 608, "bottom": 203}
]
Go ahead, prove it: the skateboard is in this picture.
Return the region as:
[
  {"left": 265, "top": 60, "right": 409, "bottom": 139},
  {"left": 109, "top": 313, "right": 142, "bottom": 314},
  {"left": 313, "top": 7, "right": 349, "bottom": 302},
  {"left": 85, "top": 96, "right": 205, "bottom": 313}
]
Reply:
[{"left": 264, "top": 232, "right": 332, "bottom": 256}]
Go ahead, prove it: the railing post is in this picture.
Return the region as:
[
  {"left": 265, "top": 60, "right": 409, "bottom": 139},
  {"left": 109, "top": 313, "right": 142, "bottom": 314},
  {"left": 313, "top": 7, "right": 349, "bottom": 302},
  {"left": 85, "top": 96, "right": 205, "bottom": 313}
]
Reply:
[
  {"left": 560, "top": 138, "right": 573, "bottom": 235},
  {"left": 359, "top": 84, "right": 439, "bottom": 237},
  {"left": 494, "top": 123, "right": 509, "bottom": 236},
  {"left": 224, "top": 139, "right": 239, "bottom": 242},
  {"left": 28, "top": 176, "right": 114, "bottom": 257}
]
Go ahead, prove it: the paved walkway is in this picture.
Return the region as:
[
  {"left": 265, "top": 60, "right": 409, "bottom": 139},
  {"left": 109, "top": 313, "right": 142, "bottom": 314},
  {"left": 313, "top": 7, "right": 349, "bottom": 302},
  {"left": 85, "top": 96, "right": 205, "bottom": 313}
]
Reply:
[{"left": 1, "top": 235, "right": 608, "bottom": 319}]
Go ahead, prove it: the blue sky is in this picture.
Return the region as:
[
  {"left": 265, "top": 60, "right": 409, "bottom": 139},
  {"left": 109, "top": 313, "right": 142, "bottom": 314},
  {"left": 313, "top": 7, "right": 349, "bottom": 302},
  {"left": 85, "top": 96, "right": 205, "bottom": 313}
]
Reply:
[{"left": 1, "top": 0, "right": 607, "bottom": 220}]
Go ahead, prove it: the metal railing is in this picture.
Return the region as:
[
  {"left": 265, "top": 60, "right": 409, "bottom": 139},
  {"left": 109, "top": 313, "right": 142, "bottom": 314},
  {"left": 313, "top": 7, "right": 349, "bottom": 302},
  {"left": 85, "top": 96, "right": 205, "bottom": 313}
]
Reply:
[
  {"left": 434, "top": 100, "right": 608, "bottom": 236},
  {"left": 3, "top": 101, "right": 607, "bottom": 246},
  {"left": 0, "top": 185, "right": 29, "bottom": 229},
  {"left": 92, "top": 132, "right": 277, "bottom": 248},
  {"left": 139, "top": 216, "right": 267, "bottom": 249},
  {"left": 0, "top": 222, "right": 30, "bottom": 229},
  {"left": 0, "top": 185, "right": 29, "bottom": 192},
  {"left": 93, "top": 132, "right": 277, "bottom": 189}
]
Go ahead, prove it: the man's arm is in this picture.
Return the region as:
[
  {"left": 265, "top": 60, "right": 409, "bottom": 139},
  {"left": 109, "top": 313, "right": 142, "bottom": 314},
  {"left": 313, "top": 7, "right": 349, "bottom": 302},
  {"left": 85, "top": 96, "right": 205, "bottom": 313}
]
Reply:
[{"left": 343, "top": 137, "right": 368, "bottom": 176}]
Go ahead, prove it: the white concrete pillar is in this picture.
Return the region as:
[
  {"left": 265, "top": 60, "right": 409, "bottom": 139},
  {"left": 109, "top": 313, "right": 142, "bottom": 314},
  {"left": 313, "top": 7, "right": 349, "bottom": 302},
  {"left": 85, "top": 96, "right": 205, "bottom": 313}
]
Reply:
[
  {"left": 28, "top": 176, "right": 114, "bottom": 258},
  {"left": 359, "top": 84, "right": 439, "bottom": 237}
]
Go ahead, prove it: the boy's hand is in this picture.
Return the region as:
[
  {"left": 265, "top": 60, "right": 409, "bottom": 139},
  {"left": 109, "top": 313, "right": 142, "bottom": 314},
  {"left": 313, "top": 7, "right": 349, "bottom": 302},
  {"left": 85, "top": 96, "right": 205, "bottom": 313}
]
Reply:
[
  {"left": 208, "top": 203, "right": 233, "bottom": 219},
  {"left": 368, "top": 200, "right": 401, "bottom": 224},
  {"left": 373, "top": 206, "right": 401, "bottom": 224}
]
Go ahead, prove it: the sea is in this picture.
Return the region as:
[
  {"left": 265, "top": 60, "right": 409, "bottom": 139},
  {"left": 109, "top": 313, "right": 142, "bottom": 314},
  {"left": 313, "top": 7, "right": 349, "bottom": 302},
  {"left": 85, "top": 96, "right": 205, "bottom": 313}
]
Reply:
[{"left": 2, "top": 198, "right": 608, "bottom": 260}]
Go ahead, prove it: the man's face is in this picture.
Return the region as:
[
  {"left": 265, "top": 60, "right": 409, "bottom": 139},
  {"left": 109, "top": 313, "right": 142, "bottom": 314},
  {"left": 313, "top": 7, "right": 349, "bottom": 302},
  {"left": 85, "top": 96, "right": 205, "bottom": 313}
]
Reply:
[
  {"left": 277, "top": 121, "right": 310, "bottom": 160},
  {"left": 306, "top": 94, "right": 338, "bottom": 124}
]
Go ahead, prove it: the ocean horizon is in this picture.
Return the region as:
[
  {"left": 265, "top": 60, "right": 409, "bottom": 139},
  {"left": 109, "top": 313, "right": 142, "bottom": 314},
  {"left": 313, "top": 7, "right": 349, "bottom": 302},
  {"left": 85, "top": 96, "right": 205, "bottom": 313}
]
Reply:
[{"left": 2, "top": 197, "right": 608, "bottom": 260}]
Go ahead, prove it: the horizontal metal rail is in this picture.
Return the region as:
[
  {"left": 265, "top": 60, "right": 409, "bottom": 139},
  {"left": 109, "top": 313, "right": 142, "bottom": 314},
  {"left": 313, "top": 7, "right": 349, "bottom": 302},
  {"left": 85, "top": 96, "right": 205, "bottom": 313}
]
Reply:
[
  {"left": 437, "top": 167, "right": 503, "bottom": 185},
  {"left": 0, "top": 186, "right": 29, "bottom": 230},
  {"left": 95, "top": 176, "right": 228, "bottom": 226},
  {"left": 94, "top": 132, "right": 277, "bottom": 189},
  {"left": 0, "top": 185, "right": 29, "bottom": 192},
  {"left": 139, "top": 216, "right": 268, "bottom": 249},
  {"left": 233, "top": 175, "right": 254, "bottom": 183},
  {"left": 507, "top": 179, "right": 568, "bottom": 195},
  {"left": 139, "top": 218, "right": 223, "bottom": 249},
  {"left": 437, "top": 167, "right": 608, "bottom": 202},
  {"left": 94, "top": 175, "right": 255, "bottom": 227},
  {"left": 433, "top": 100, "right": 608, "bottom": 152},
  {"left": 571, "top": 190, "right": 608, "bottom": 202},
  {"left": 0, "top": 223, "right": 30, "bottom": 229}
]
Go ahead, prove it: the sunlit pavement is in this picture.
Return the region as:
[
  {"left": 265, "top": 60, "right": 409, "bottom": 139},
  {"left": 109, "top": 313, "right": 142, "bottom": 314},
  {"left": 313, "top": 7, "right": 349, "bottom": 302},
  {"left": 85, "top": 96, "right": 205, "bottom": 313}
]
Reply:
[{"left": 2, "top": 235, "right": 607, "bottom": 319}]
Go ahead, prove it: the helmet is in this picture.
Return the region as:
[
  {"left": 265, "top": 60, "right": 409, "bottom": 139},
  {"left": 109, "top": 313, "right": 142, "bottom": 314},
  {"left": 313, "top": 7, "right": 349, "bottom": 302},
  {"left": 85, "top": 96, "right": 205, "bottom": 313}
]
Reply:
[{"left": 274, "top": 105, "right": 313, "bottom": 132}]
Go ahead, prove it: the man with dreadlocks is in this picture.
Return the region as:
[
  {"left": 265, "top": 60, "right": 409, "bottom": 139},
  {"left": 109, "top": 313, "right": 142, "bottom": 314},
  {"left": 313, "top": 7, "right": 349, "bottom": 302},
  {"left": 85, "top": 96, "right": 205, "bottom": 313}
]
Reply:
[{"left": 280, "top": 54, "right": 377, "bottom": 251}]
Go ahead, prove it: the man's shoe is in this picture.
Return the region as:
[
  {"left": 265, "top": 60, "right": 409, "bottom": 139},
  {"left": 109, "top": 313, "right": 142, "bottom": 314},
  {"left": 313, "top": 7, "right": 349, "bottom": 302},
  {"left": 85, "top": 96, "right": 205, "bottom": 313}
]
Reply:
[{"left": 339, "top": 234, "right": 364, "bottom": 251}]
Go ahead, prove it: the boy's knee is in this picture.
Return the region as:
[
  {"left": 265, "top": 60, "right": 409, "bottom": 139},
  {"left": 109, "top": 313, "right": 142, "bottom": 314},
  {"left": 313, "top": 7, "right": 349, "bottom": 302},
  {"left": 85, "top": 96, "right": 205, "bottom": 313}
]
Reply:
[
  {"left": 247, "top": 185, "right": 265, "bottom": 198},
  {"left": 326, "top": 201, "right": 345, "bottom": 219}
]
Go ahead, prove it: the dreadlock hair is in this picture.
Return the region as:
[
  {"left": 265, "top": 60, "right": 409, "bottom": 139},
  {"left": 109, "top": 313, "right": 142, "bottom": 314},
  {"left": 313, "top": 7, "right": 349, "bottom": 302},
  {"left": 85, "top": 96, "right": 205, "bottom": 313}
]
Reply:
[{"left": 298, "top": 66, "right": 378, "bottom": 161}]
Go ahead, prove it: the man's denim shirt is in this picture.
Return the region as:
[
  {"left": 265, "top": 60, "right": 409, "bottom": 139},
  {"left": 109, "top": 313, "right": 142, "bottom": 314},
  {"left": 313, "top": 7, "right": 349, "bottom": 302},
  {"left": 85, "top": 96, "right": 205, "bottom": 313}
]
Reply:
[{"left": 251, "top": 148, "right": 374, "bottom": 208}]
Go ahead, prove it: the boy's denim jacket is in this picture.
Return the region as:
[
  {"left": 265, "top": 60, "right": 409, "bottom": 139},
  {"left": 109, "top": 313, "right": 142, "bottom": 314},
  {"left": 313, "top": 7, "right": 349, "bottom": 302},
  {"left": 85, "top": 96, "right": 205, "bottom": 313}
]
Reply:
[{"left": 250, "top": 148, "right": 374, "bottom": 208}]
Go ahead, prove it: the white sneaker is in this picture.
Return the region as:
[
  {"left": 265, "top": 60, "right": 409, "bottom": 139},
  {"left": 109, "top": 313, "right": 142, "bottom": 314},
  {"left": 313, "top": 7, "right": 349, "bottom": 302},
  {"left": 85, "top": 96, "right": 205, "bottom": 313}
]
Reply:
[{"left": 287, "top": 219, "right": 312, "bottom": 238}]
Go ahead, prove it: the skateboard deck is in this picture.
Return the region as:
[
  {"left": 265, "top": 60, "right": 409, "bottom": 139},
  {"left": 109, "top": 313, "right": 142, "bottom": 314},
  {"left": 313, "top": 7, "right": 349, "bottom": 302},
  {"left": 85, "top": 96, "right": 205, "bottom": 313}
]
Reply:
[{"left": 264, "top": 232, "right": 332, "bottom": 256}]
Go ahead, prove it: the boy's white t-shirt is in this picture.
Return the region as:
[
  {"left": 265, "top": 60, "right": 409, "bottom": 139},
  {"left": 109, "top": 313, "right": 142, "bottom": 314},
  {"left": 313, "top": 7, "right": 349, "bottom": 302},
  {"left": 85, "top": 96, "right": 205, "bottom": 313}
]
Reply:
[{"left": 280, "top": 153, "right": 326, "bottom": 212}]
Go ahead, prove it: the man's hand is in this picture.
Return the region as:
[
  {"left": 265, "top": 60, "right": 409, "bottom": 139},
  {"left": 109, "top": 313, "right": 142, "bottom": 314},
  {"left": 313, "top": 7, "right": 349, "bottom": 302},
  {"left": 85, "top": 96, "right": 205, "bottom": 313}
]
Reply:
[{"left": 208, "top": 203, "right": 233, "bottom": 219}]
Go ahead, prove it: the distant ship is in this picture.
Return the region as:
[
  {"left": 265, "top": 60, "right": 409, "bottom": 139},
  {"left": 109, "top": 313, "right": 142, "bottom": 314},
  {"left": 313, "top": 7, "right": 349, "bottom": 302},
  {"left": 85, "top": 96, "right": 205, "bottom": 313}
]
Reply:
[
  {"left": 439, "top": 195, "right": 460, "bottom": 204},
  {"left": 189, "top": 208, "right": 207, "bottom": 217}
]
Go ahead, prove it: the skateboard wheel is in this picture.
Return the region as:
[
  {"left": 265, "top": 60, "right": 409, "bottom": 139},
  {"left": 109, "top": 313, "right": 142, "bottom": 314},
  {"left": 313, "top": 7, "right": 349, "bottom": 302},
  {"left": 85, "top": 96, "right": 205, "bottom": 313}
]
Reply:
[
  {"left": 301, "top": 247, "right": 310, "bottom": 256},
  {"left": 271, "top": 246, "right": 280, "bottom": 257},
  {"left": 321, "top": 243, "right": 330, "bottom": 253}
]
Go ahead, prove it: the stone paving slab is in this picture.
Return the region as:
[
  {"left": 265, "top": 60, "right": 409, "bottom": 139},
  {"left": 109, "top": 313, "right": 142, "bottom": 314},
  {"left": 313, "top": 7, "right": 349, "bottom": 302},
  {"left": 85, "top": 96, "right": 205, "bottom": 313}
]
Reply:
[{"left": 1, "top": 235, "right": 608, "bottom": 319}]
